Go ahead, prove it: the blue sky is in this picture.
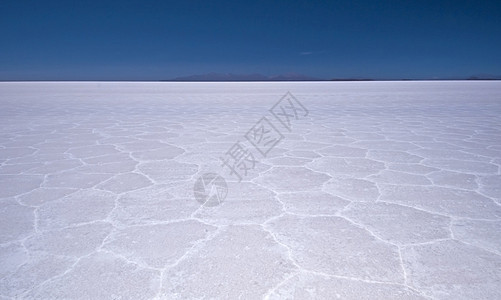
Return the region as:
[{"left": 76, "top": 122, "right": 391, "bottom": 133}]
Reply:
[{"left": 1, "top": 0, "right": 500, "bottom": 80}]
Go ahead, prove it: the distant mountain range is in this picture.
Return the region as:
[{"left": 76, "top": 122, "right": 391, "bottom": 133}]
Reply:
[
  {"left": 2, "top": 73, "right": 498, "bottom": 82},
  {"left": 169, "top": 73, "right": 322, "bottom": 81},
  {"left": 166, "top": 72, "right": 501, "bottom": 82},
  {"left": 466, "top": 74, "right": 501, "bottom": 80}
]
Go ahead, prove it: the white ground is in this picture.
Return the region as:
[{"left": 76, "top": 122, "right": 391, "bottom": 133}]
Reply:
[{"left": 0, "top": 81, "right": 500, "bottom": 299}]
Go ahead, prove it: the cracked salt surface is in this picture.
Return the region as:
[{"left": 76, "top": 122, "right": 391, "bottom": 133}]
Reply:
[{"left": 0, "top": 81, "right": 500, "bottom": 299}]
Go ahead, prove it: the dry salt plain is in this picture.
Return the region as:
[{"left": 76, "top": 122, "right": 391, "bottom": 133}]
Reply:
[{"left": 0, "top": 81, "right": 500, "bottom": 300}]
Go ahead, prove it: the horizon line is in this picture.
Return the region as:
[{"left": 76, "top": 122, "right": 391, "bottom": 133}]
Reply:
[{"left": 1, "top": 78, "right": 501, "bottom": 83}]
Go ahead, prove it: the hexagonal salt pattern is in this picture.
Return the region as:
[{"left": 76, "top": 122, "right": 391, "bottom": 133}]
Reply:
[{"left": 1, "top": 81, "right": 500, "bottom": 299}]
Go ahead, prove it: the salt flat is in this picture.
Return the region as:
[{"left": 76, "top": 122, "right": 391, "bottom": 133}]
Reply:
[{"left": 0, "top": 81, "right": 500, "bottom": 299}]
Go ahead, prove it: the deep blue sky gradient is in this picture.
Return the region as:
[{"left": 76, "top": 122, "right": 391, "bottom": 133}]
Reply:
[{"left": 1, "top": 0, "right": 500, "bottom": 80}]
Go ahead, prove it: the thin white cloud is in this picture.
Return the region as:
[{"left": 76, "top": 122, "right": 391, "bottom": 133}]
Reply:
[{"left": 299, "top": 50, "right": 327, "bottom": 56}]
